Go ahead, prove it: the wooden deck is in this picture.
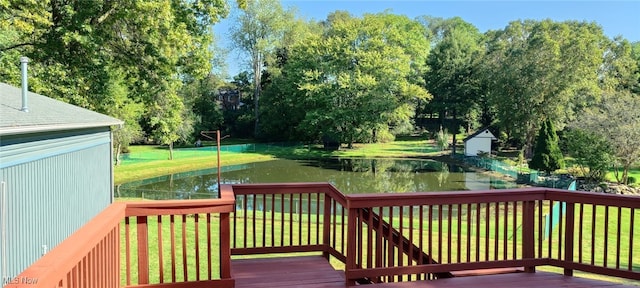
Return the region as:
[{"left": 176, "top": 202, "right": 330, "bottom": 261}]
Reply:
[
  {"left": 232, "top": 256, "right": 640, "bottom": 288},
  {"left": 7, "top": 184, "right": 640, "bottom": 288}
]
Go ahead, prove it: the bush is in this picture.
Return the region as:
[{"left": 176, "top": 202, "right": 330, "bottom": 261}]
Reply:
[{"left": 628, "top": 176, "right": 637, "bottom": 184}]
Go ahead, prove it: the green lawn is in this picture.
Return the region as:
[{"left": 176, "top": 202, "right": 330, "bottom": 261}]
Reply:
[{"left": 115, "top": 139, "right": 443, "bottom": 184}]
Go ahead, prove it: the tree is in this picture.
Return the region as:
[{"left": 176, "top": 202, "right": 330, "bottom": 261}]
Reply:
[
  {"left": 292, "top": 12, "right": 431, "bottom": 147},
  {"left": 0, "top": 0, "right": 238, "bottom": 155},
  {"left": 529, "top": 119, "right": 564, "bottom": 173},
  {"left": 563, "top": 129, "right": 612, "bottom": 181},
  {"left": 482, "top": 20, "right": 606, "bottom": 155},
  {"left": 577, "top": 91, "right": 640, "bottom": 184},
  {"left": 424, "top": 17, "right": 484, "bottom": 155},
  {"left": 229, "top": 0, "right": 294, "bottom": 137}
]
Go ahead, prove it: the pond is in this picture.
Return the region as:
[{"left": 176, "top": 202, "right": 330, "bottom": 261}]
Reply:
[{"left": 115, "top": 158, "right": 519, "bottom": 200}]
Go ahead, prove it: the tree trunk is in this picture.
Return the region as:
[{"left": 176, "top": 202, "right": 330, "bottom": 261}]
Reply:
[
  {"left": 169, "top": 142, "right": 174, "bottom": 160},
  {"left": 115, "top": 143, "right": 121, "bottom": 166},
  {"left": 451, "top": 109, "right": 457, "bottom": 157},
  {"left": 253, "top": 55, "right": 262, "bottom": 137}
]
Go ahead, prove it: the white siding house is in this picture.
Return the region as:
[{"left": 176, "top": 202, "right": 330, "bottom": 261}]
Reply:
[{"left": 463, "top": 128, "right": 496, "bottom": 156}]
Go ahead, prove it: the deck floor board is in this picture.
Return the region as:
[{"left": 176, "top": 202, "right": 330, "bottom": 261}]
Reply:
[{"left": 231, "top": 256, "right": 639, "bottom": 288}]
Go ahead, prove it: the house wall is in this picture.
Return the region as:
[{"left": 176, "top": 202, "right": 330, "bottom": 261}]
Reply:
[
  {"left": 0, "top": 128, "right": 113, "bottom": 279},
  {"left": 465, "top": 137, "right": 493, "bottom": 156}
]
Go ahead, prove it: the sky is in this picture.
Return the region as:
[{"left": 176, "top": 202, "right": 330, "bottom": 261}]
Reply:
[{"left": 213, "top": 0, "right": 640, "bottom": 77}]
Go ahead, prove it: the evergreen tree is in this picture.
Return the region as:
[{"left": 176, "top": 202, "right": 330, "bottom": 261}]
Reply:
[{"left": 529, "top": 119, "right": 565, "bottom": 173}]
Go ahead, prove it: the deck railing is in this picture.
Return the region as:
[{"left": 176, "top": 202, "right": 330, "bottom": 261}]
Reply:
[
  {"left": 348, "top": 188, "right": 639, "bottom": 282},
  {"left": 5, "top": 189, "right": 236, "bottom": 288},
  {"left": 5, "top": 183, "right": 639, "bottom": 287}
]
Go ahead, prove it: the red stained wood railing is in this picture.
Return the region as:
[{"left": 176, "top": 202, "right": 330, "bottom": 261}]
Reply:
[
  {"left": 6, "top": 184, "right": 639, "bottom": 287},
  {"left": 120, "top": 186, "right": 235, "bottom": 288},
  {"left": 228, "top": 183, "right": 348, "bottom": 262},
  {"left": 3, "top": 203, "right": 124, "bottom": 288}
]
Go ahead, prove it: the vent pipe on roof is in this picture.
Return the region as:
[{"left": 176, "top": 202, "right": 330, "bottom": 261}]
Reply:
[{"left": 20, "top": 56, "right": 29, "bottom": 112}]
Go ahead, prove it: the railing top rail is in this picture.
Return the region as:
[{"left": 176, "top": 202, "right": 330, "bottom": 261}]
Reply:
[
  {"left": 344, "top": 188, "right": 547, "bottom": 208},
  {"left": 225, "top": 182, "right": 348, "bottom": 206},
  {"left": 544, "top": 188, "right": 640, "bottom": 208}
]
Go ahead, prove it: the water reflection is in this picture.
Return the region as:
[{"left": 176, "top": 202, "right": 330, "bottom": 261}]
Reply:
[{"left": 115, "top": 158, "right": 518, "bottom": 200}]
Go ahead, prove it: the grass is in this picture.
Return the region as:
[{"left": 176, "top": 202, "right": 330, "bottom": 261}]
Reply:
[
  {"left": 115, "top": 138, "right": 444, "bottom": 184},
  {"left": 606, "top": 169, "right": 640, "bottom": 185}
]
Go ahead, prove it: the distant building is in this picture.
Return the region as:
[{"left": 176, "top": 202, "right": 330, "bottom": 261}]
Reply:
[
  {"left": 0, "top": 82, "right": 122, "bottom": 279},
  {"left": 218, "top": 89, "right": 242, "bottom": 110},
  {"left": 463, "top": 127, "right": 497, "bottom": 157}
]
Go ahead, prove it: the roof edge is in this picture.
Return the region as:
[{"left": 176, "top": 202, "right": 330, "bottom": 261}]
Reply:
[{"left": 0, "top": 121, "right": 123, "bottom": 136}]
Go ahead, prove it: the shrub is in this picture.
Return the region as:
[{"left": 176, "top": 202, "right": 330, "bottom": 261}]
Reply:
[{"left": 628, "top": 176, "right": 637, "bottom": 184}]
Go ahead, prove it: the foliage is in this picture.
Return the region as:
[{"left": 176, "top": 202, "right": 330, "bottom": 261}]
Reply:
[
  {"left": 529, "top": 119, "right": 564, "bottom": 173},
  {"left": 290, "top": 12, "right": 431, "bottom": 147},
  {"left": 482, "top": 20, "right": 606, "bottom": 155},
  {"left": 563, "top": 129, "right": 613, "bottom": 181},
  {"left": 229, "top": 0, "right": 295, "bottom": 137},
  {"left": 576, "top": 91, "right": 640, "bottom": 184},
  {"left": 0, "top": 0, "right": 236, "bottom": 158},
  {"left": 435, "top": 127, "right": 449, "bottom": 151},
  {"left": 423, "top": 17, "right": 485, "bottom": 153}
]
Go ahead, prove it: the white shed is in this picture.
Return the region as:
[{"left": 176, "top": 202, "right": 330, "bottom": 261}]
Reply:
[{"left": 463, "top": 128, "right": 497, "bottom": 156}]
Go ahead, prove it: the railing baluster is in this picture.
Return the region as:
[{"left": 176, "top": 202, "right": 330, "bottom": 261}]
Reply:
[
  {"left": 307, "top": 193, "right": 312, "bottom": 245},
  {"left": 243, "top": 195, "right": 248, "bottom": 248},
  {"left": 616, "top": 206, "right": 622, "bottom": 269},
  {"left": 195, "top": 214, "right": 200, "bottom": 281},
  {"left": 125, "top": 217, "right": 131, "bottom": 285},
  {"left": 398, "top": 205, "right": 404, "bottom": 279},
  {"left": 604, "top": 205, "right": 609, "bottom": 267},
  {"left": 458, "top": 203, "right": 463, "bottom": 263},
  {"left": 591, "top": 204, "right": 596, "bottom": 266},
  {"left": 448, "top": 204, "right": 453, "bottom": 264},
  {"left": 207, "top": 213, "right": 212, "bottom": 280},
  {"left": 494, "top": 202, "right": 499, "bottom": 261},
  {"left": 485, "top": 203, "right": 490, "bottom": 262},
  {"left": 289, "top": 194, "right": 294, "bottom": 246},
  {"left": 181, "top": 215, "right": 187, "bottom": 281},
  {"left": 367, "top": 207, "right": 374, "bottom": 269},
  {"left": 298, "top": 193, "right": 303, "bottom": 246},
  {"left": 466, "top": 203, "right": 471, "bottom": 263},
  {"left": 273, "top": 194, "right": 277, "bottom": 247},
  {"left": 281, "top": 194, "right": 285, "bottom": 246},
  {"left": 629, "top": 208, "right": 635, "bottom": 271},
  {"left": 563, "top": 203, "right": 575, "bottom": 276},
  {"left": 512, "top": 202, "right": 517, "bottom": 259},
  {"left": 503, "top": 202, "right": 508, "bottom": 260},
  {"left": 170, "top": 215, "right": 176, "bottom": 283},
  {"left": 263, "top": 194, "right": 267, "bottom": 247},
  {"left": 438, "top": 204, "right": 443, "bottom": 263},
  {"left": 341, "top": 204, "right": 346, "bottom": 254},
  {"left": 476, "top": 203, "right": 481, "bottom": 262},
  {"left": 253, "top": 194, "right": 257, "bottom": 247},
  {"left": 547, "top": 200, "right": 553, "bottom": 259},
  {"left": 387, "top": 206, "right": 394, "bottom": 282},
  {"left": 158, "top": 215, "right": 164, "bottom": 283},
  {"left": 377, "top": 206, "right": 385, "bottom": 274}
]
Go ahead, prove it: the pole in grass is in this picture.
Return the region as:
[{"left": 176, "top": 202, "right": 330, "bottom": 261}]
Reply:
[{"left": 200, "top": 130, "right": 229, "bottom": 196}]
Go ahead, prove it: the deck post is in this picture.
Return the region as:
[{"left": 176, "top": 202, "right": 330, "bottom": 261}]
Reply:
[
  {"left": 563, "top": 202, "right": 575, "bottom": 276},
  {"left": 522, "top": 200, "right": 536, "bottom": 273},
  {"left": 322, "top": 194, "right": 332, "bottom": 260},
  {"left": 136, "top": 216, "right": 149, "bottom": 284},
  {"left": 220, "top": 212, "right": 232, "bottom": 279},
  {"left": 345, "top": 207, "right": 358, "bottom": 285}
]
